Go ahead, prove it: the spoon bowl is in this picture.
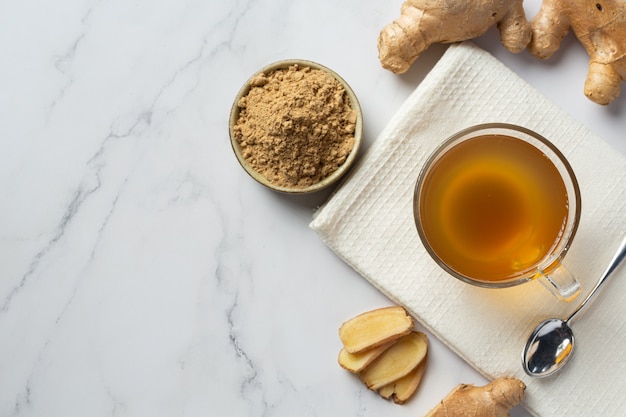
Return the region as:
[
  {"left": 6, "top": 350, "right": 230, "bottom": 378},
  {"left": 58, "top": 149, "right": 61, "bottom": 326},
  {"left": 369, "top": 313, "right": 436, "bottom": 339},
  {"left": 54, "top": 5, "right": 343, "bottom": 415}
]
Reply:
[
  {"left": 523, "top": 318, "right": 574, "bottom": 377},
  {"left": 522, "top": 235, "right": 626, "bottom": 378}
]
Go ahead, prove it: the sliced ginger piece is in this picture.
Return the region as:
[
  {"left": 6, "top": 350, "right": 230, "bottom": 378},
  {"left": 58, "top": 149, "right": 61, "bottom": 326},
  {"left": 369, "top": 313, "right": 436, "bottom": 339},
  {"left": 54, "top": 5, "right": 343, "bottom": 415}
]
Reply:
[
  {"left": 378, "top": 355, "right": 427, "bottom": 404},
  {"left": 339, "top": 306, "right": 413, "bottom": 354},
  {"left": 424, "top": 377, "right": 525, "bottom": 417},
  {"left": 338, "top": 340, "right": 396, "bottom": 373},
  {"left": 359, "top": 331, "right": 428, "bottom": 391}
]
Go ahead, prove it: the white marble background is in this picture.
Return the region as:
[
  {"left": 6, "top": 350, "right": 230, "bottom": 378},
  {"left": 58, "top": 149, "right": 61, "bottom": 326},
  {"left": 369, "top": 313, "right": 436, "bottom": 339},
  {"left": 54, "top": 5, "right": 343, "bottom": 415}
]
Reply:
[{"left": 1, "top": 1, "right": 624, "bottom": 416}]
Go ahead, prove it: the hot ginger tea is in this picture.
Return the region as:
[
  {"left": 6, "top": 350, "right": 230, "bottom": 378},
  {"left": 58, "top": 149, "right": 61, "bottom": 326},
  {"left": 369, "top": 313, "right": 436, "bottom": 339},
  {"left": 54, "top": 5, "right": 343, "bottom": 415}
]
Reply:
[{"left": 418, "top": 134, "right": 569, "bottom": 282}]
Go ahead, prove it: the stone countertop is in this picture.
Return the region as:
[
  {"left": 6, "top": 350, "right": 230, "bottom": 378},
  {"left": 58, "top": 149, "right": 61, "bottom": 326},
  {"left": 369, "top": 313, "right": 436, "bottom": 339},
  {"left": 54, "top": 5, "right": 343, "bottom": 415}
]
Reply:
[{"left": 1, "top": 1, "right": 624, "bottom": 416}]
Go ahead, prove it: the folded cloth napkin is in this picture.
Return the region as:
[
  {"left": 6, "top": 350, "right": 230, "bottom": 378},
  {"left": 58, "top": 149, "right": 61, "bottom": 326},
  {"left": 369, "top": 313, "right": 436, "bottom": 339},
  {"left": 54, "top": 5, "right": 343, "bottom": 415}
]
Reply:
[{"left": 311, "top": 42, "right": 626, "bottom": 417}]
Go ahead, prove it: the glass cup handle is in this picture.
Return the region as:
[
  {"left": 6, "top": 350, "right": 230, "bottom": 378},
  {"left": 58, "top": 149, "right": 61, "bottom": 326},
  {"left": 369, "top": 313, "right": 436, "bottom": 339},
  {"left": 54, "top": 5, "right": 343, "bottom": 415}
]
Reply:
[{"left": 536, "top": 262, "right": 581, "bottom": 302}]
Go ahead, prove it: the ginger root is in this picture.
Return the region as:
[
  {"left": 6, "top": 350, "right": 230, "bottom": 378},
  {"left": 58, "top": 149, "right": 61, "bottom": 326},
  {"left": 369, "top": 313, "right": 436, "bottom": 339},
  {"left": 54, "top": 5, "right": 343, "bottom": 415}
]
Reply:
[
  {"left": 379, "top": 358, "right": 427, "bottom": 404},
  {"left": 359, "top": 331, "right": 428, "bottom": 390},
  {"left": 529, "top": 0, "right": 626, "bottom": 104},
  {"left": 338, "top": 306, "right": 413, "bottom": 353},
  {"left": 338, "top": 306, "right": 428, "bottom": 404},
  {"left": 338, "top": 341, "right": 395, "bottom": 373},
  {"left": 424, "top": 377, "right": 526, "bottom": 417},
  {"left": 378, "top": 0, "right": 531, "bottom": 74}
]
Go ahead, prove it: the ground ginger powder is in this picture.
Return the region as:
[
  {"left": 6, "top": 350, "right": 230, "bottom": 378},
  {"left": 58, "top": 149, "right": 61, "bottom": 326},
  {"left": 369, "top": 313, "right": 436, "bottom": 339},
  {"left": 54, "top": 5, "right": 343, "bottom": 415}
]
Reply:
[{"left": 233, "top": 65, "right": 357, "bottom": 189}]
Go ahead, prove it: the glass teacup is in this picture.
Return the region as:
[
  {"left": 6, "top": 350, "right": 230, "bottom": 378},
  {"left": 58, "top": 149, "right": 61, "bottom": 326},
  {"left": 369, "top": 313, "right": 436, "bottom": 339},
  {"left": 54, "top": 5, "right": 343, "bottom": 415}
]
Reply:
[{"left": 414, "top": 123, "right": 582, "bottom": 302}]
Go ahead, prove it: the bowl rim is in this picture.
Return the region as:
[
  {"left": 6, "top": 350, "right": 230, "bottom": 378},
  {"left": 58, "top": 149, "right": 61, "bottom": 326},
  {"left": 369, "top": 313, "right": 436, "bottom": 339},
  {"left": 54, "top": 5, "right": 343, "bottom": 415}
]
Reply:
[{"left": 228, "top": 59, "right": 363, "bottom": 194}]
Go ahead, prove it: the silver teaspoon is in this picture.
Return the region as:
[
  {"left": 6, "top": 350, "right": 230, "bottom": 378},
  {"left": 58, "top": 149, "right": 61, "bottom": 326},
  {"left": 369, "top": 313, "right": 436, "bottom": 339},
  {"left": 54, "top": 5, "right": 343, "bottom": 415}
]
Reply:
[{"left": 522, "top": 235, "right": 626, "bottom": 378}]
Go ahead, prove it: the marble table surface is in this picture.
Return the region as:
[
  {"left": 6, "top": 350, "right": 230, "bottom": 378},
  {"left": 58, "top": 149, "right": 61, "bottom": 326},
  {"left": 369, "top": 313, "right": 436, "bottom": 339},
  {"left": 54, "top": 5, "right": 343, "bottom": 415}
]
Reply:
[{"left": 1, "top": 1, "right": 624, "bottom": 416}]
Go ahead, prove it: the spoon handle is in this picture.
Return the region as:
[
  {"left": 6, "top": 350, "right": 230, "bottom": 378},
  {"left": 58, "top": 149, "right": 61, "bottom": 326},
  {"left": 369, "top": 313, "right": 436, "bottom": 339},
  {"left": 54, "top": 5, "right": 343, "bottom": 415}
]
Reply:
[{"left": 567, "top": 235, "right": 626, "bottom": 324}]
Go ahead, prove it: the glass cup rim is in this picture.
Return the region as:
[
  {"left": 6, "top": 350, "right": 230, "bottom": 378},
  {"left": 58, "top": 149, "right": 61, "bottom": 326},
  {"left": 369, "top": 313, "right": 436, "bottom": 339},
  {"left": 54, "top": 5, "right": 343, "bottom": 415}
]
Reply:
[{"left": 413, "top": 123, "right": 582, "bottom": 289}]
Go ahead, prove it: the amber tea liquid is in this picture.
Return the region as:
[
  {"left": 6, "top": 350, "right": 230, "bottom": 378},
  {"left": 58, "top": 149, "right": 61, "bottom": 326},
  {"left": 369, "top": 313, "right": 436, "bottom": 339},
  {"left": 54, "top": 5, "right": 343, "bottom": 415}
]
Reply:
[{"left": 419, "top": 135, "right": 569, "bottom": 282}]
